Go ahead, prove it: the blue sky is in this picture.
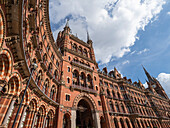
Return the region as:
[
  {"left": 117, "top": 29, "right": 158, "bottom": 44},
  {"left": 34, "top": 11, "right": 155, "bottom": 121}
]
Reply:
[
  {"left": 103, "top": 1, "right": 170, "bottom": 82},
  {"left": 49, "top": 0, "right": 170, "bottom": 97}
]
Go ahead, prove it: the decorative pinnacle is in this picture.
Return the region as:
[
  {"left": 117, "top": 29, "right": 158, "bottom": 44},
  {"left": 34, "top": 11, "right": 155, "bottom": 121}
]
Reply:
[
  {"left": 65, "top": 18, "right": 69, "bottom": 27},
  {"left": 87, "top": 30, "right": 91, "bottom": 41}
]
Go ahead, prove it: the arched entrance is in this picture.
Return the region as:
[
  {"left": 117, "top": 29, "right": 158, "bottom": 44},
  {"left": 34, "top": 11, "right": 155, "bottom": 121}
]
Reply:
[
  {"left": 100, "top": 116, "right": 105, "bottom": 128},
  {"left": 72, "top": 93, "right": 100, "bottom": 128},
  {"left": 76, "top": 99, "right": 94, "bottom": 128},
  {"left": 63, "top": 113, "right": 71, "bottom": 128}
]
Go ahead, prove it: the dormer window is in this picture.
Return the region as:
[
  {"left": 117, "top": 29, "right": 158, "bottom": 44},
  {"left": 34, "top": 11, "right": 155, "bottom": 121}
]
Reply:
[
  {"left": 51, "top": 53, "right": 54, "bottom": 60},
  {"left": 47, "top": 44, "right": 50, "bottom": 51}
]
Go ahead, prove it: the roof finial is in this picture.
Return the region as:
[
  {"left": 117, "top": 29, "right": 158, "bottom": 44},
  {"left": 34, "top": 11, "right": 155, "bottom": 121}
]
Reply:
[
  {"left": 65, "top": 18, "right": 69, "bottom": 27},
  {"left": 87, "top": 30, "right": 91, "bottom": 41}
]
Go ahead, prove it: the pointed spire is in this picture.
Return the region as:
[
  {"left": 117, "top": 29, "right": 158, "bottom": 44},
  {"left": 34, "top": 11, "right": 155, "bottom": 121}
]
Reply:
[
  {"left": 87, "top": 30, "right": 91, "bottom": 41},
  {"left": 142, "top": 65, "right": 154, "bottom": 83},
  {"left": 63, "top": 18, "right": 70, "bottom": 34},
  {"left": 65, "top": 18, "right": 69, "bottom": 28}
]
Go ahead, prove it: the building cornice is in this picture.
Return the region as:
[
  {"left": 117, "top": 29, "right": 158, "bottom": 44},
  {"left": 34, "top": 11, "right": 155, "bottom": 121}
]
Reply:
[{"left": 70, "top": 34, "right": 90, "bottom": 48}]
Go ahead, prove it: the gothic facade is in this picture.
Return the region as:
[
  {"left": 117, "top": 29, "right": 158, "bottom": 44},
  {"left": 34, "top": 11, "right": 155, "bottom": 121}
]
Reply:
[{"left": 0, "top": 0, "right": 170, "bottom": 128}]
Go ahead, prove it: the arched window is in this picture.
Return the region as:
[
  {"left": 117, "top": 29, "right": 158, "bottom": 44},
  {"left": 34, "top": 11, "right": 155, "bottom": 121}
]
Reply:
[
  {"left": 140, "top": 120, "right": 145, "bottom": 128},
  {"left": 54, "top": 70, "right": 58, "bottom": 80},
  {"left": 72, "top": 44, "right": 77, "bottom": 51},
  {"left": 48, "top": 62, "right": 52, "bottom": 71},
  {"left": 20, "top": 107, "right": 29, "bottom": 128},
  {"left": 0, "top": 54, "right": 10, "bottom": 77},
  {"left": 80, "top": 60, "right": 84, "bottom": 64},
  {"left": 39, "top": 41, "right": 43, "bottom": 50},
  {"left": 131, "top": 119, "right": 135, "bottom": 128},
  {"left": 78, "top": 46, "right": 82, "bottom": 53},
  {"left": 126, "top": 119, "right": 131, "bottom": 128},
  {"left": 121, "top": 104, "right": 125, "bottom": 113},
  {"left": 43, "top": 79, "right": 49, "bottom": 94},
  {"left": 51, "top": 53, "right": 54, "bottom": 60},
  {"left": 120, "top": 118, "right": 125, "bottom": 128},
  {"left": 43, "top": 53, "right": 47, "bottom": 63},
  {"left": 117, "top": 92, "right": 121, "bottom": 99},
  {"left": 115, "top": 102, "right": 120, "bottom": 112},
  {"left": 67, "top": 78, "right": 70, "bottom": 83},
  {"left": 36, "top": 70, "right": 42, "bottom": 86},
  {"left": 87, "top": 74, "right": 93, "bottom": 89},
  {"left": 34, "top": 107, "right": 43, "bottom": 127},
  {"left": 86, "top": 62, "right": 90, "bottom": 67},
  {"left": 87, "top": 74, "right": 91, "bottom": 82},
  {"left": 112, "top": 90, "right": 115, "bottom": 98},
  {"left": 114, "top": 118, "right": 119, "bottom": 128},
  {"left": 45, "top": 111, "right": 53, "bottom": 128},
  {"left": 32, "top": 58, "right": 37, "bottom": 64},
  {"left": 83, "top": 49, "right": 88, "bottom": 57},
  {"left": 68, "top": 67, "right": 70, "bottom": 72},
  {"left": 63, "top": 114, "right": 71, "bottom": 128},
  {"left": 127, "top": 105, "right": 132, "bottom": 113},
  {"left": 109, "top": 101, "right": 114, "bottom": 111},
  {"left": 47, "top": 44, "right": 50, "bottom": 51},
  {"left": 50, "top": 85, "right": 56, "bottom": 100},
  {"left": 27, "top": 43, "right": 32, "bottom": 54},
  {"left": 80, "top": 72, "right": 86, "bottom": 87},
  {"left": 56, "top": 60, "right": 59, "bottom": 67},
  {"left": 137, "top": 120, "right": 141, "bottom": 128},
  {"left": 107, "top": 89, "right": 110, "bottom": 96},
  {"left": 73, "top": 70, "right": 78, "bottom": 78}
]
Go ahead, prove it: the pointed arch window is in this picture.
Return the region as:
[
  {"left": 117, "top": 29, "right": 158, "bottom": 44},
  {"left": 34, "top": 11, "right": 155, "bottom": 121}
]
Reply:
[
  {"left": 115, "top": 102, "right": 120, "bottom": 112},
  {"left": 107, "top": 89, "right": 110, "bottom": 96},
  {"left": 50, "top": 85, "right": 56, "bottom": 100},
  {"left": 109, "top": 101, "right": 114, "bottom": 112}
]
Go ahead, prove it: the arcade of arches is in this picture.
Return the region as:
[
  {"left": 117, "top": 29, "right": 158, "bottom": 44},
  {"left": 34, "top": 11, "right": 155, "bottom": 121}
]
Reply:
[{"left": 0, "top": 0, "right": 170, "bottom": 128}]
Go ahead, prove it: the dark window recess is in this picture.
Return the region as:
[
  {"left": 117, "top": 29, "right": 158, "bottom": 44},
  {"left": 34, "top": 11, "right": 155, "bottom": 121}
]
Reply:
[
  {"left": 104, "top": 82, "right": 108, "bottom": 87},
  {"left": 98, "top": 101, "right": 101, "bottom": 106},
  {"left": 66, "top": 94, "right": 70, "bottom": 101},
  {"left": 68, "top": 67, "right": 70, "bottom": 72},
  {"left": 68, "top": 56, "right": 71, "bottom": 61},
  {"left": 67, "top": 78, "right": 70, "bottom": 83},
  {"left": 110, "top": 84, "right": 113, "bottom": 88}
]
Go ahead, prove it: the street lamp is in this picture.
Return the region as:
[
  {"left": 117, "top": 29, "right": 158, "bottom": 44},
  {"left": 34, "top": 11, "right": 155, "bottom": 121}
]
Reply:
[{"left": 12, "top": 63, "right": 38, "bottom": 128}]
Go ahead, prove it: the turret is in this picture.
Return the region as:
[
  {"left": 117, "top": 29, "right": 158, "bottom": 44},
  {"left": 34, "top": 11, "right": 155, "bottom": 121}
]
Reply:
[
  {"left": 87, "top": 31, "right": 93, "bottom": 47},
  {"left": 86, "top": 31, "right": 96, "bottom": 61},
  {"left": 142, "top": 66, "right": 169, "bottom": 99},
  {"left": 63, "top": 19, "right": 71, "bottom": 34}
]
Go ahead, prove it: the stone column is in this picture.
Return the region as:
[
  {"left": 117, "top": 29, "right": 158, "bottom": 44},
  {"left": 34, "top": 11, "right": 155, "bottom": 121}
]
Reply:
[
  {"left": 42, "top": 115, "right": 46, "bottom": 128},
  {"left": 18, "top": 105, "right": 27, "bottom": 128},
  {"left": 93, "top": 111, "right": 101, "bottom": 128},
  {"left": 31, "top": 111, "right": 37, "bottom": 128},
  {"left": 91, "top": 79, "right": 94, "bottom": 89},
  {"left": 86, "top": 78, "right": 88, "bottom": 87},
  {"left": 71, "top": 109, "right": 76, "bottom": 128},
  {"left": 2, "top": 98, "right": 15, "bottom": 125}
]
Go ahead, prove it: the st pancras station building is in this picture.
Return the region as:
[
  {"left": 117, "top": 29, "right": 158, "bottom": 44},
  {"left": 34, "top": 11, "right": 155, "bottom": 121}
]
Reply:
[{"left": 0, "top": 0, "right": 170, "bottom": 128}]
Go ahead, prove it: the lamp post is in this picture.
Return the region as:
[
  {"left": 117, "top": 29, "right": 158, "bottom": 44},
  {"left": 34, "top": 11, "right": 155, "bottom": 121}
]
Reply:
[{"left": 12, "top": 63, "right": 37, "bottom": 128}]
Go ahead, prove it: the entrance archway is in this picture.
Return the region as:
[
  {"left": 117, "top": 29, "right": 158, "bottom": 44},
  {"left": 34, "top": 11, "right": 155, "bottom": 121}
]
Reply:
[
  {"left": 63, "top": 113, "right": 71, "bottom": 128},
  {"left": 76, "top": 99, "right": 94, "bottom": 128},
  {"left": 72, "top": 93, "right": 100, "bottom": 128}
]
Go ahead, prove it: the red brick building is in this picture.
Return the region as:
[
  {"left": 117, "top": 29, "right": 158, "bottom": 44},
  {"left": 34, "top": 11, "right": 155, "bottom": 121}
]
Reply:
[{"left": 0, "top": 0, "right": 170, "bottom": 128}]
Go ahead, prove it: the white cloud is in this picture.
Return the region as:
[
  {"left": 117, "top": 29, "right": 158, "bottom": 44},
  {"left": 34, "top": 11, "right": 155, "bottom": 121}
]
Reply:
[
  {"left": 49, "top": 0, "right": 166, "bottom": 64},
  {"left": 157, "top": 73, "right": 170, "bottom": 98},
  {"left": 122, "top": 60, "right": 130, "bottom": 65},
  {"left": 143, "top": 82, "right": 148, "bottom": 88},
  {"left": 167, "top": 12, "right": 170, "bottom": 15},
  {"left": 130, "top": 50, "right": 136, "bottom": 55},
  {"left": 137, "top": 48, "right": 150, "bottom": 54}
]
